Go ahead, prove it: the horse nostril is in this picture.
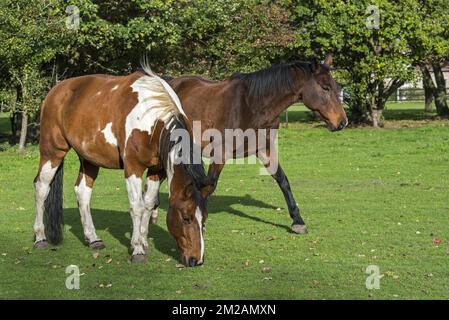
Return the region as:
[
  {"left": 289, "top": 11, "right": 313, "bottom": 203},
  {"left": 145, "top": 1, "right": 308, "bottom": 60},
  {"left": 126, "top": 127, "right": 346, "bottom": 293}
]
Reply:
[
  {"left": 338, "top": 120, "right": 346, "bottom": 130},
  {"left": 188, "top": 257, "right": 197, "bottom": 267}
]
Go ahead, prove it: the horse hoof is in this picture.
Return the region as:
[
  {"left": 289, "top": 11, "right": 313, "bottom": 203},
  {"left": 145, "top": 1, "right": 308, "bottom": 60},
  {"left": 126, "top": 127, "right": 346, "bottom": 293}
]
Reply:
[
  {"left": 34, "top": 240, "right": 49, "bottom": 249},
  {"left": 291, "top": 224, "right": 308, "bottom": 234},
  {"left": 131, "top": 254, "right": 147, "bottom": 264},
  {"left": 150, "top": 216, "right": 158, "bottom": 224},
  {"left": 89, "top": 240, "right": 106, "bottom": 250}
]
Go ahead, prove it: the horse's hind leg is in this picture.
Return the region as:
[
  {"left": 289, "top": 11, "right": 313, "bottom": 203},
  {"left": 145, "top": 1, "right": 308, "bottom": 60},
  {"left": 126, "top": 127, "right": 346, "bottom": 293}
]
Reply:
[
  {"left": 34, "top": 158, "right": 64, "bottom": 247},
  {"left": 258, "top": 145, "right": 307, "bottom": 234},
  {"left": 74, "top": 159, "right": 104, "bottom": 249}
]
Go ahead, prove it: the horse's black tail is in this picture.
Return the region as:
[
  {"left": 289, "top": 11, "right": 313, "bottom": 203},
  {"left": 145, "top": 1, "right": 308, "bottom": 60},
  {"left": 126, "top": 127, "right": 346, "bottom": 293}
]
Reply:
[{"left": 44, "top": 161, "right": 64, "bottom": 244}]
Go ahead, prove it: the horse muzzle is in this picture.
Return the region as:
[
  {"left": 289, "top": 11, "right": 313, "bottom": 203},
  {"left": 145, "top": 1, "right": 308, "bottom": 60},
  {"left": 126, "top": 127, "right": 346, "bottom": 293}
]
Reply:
[{"left": 182, "top": 256, "right": 204, "bottom": 267}]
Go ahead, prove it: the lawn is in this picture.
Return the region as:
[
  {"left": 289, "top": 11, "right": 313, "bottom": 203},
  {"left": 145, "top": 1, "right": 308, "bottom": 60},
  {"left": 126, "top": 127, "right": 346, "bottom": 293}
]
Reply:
[{"left": 0, "top": 102, "right": 449, "bottom": 299}]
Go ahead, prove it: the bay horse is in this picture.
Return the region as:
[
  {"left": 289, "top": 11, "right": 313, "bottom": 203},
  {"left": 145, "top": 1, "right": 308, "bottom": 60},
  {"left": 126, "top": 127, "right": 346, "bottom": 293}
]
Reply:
[
  {"left": 163, "top": 54, "right": 347, "bottom": 234},
  {"left": 33, "top": 67, "right": 212, "bottom": 266}
]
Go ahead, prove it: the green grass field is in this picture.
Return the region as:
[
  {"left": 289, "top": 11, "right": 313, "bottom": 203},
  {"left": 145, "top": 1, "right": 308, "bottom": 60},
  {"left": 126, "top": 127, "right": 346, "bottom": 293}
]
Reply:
[{"left": 1, "top": 102, "right": 449, "bottom": 299}]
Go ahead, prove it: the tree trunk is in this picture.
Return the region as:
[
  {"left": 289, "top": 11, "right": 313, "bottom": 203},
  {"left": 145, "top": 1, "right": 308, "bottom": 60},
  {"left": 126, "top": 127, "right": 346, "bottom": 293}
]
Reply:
[
  {"left": 18, "top": 111, "right": 28, "bottom": 151},
  {"left": 16, "top": 74, "right": 28, "bottom": 150},
  {"left": 432, "top": 63, "right": 449, "bottom": 117},
  {"left": 421, "top": 65, "right": 435, "bottom": 112}
]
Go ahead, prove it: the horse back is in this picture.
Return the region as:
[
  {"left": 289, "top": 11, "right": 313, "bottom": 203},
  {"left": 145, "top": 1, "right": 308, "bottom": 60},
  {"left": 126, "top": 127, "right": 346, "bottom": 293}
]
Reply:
[{"left": 40, "top": 72, "right": 144, "bottom": 168}]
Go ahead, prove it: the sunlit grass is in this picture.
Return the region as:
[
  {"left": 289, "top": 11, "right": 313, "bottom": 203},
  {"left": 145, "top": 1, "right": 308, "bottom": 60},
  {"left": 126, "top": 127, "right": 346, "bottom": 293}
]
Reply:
[{"left": 0, "top": 103, "right": 448, "bottom": 299}]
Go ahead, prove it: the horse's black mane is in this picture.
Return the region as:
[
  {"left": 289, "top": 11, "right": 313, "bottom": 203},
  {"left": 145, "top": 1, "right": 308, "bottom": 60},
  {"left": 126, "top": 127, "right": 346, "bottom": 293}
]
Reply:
[
  {"left": 160, "top": 115, "right": 210, "bottom": 191},
  {"left": 229, "top": 61, "right": 312, "bottom": 100}
]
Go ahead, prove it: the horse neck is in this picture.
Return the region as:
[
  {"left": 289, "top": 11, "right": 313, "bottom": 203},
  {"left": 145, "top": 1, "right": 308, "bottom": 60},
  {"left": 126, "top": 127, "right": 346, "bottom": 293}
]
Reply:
[
  {"left": 166, "top": 162, "right": 189, "bottom": 197},
  {"left": 249, "top": 70, "right": 307, "bottom": 124}
]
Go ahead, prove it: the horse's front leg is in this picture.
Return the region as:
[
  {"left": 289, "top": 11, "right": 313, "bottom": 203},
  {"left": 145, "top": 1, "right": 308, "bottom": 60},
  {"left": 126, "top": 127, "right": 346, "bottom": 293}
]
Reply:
[
  {"left": 258, "top": 147, "right": 307, "bottom": 234},
  {"left": 140, "top": 173, "right": 164, "bottom": 251},
  {"left": 124, "top": 166, "right": 147, "bottom": 263}
]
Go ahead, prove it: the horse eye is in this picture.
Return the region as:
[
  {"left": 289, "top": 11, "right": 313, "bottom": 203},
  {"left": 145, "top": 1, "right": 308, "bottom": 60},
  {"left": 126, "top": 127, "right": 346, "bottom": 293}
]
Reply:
[{"left": 182, "top": 215, "right": 191, "bottom": 224}]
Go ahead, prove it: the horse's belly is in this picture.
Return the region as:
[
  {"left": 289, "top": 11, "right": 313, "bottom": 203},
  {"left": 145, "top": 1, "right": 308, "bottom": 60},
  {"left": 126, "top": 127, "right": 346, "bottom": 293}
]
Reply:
[{"left": 71, "top": 136, "right": 123, "bottom": 169}]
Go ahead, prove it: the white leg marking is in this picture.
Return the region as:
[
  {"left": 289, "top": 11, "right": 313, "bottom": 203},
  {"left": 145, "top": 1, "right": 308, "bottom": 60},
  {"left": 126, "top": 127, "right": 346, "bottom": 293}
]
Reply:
[
  {"left": 125, "top": 175, "right": 145, "bottom": 255},
  {"left": 140, "top": 179, "right": 160, "bottom": 248},
  {"left": 34, "top": 161, "right": 58, "bottom": 242},
  {"left": 74, "top": 175, "right": 100, "bottom": 243},
  {"left": 195, "top": 207, "right": 205, "bottom": 264},
  {"left": 101, "top": 122, "right": 118, "bottom": 146}
]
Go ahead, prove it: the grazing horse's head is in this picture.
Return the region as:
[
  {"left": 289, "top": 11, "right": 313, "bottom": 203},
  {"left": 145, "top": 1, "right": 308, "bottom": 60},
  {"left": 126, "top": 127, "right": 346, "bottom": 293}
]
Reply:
[
  {"left": 300, "top": 54, "right": 348, "bottom": 131},
  {"left": 167, "top": 167, "right": 212, "bottom": 267}
]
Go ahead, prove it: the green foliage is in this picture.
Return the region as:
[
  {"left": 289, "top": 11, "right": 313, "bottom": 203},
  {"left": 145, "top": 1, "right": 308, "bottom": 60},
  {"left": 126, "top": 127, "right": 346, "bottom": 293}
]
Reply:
[
  {"left": 67, "top": 0, "right": 294, "bottom": 78},
  {"left": 291, "top": 0, "right": 434, "bottom": 125},
  {"left": 0, "top": 0, "right": 75, "bottom": 115},
  {"left": 1, "top": 0, "right": 449, "bottom": 134}
]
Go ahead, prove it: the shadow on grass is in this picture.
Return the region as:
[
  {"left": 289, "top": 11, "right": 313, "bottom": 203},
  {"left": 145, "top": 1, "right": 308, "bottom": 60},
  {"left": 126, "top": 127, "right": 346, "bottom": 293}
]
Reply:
[
  {"left": 280, "top": 106, "right": 436, "bottom": 124},
  {"left": 64, "top": 192, "right": 288, "bottom": 260},
  {"left": 383, "top": 108, "right": 437, "bottom": 121},
  {"left": 279, "top": 110, "right": 316, "bottom": 124}
]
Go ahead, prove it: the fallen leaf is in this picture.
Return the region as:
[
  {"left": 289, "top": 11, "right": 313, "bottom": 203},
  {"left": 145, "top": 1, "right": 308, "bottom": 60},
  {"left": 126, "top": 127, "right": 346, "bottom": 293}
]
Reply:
[
  {"left": 175, "top": 263, "right": 185, "bottom": 269},
  {"left": 176, "top": 290, "right": 182, "bottom": 294},
  {"left": 432, "top": 237, "right": 443, "bottom": 245},
  {"left": 92, "top": 252, "right": 99, "bottom": 259},
  {"left": 266, "top": 236, "right": 276, "bottom": 241},
  {"left": 385, "top": 271, "right": 399, "bottom": 279},
  {"left": 106, "top": 258, "right": 113, "bottom": 264},
  {"left": 259, "top": 260, "right": 264, "bottom": 264},
  {"left": 263, "top": 277, "right": 272, "bottom": 281},
  {"left": 244, "top": 260, "right": 250, "bottom": 267},
  {"left": 261, "top": 267, "right": 272, "bottom": 273},
  {"left": 192, "top": 283, "right": 208, "bottom": 289}
]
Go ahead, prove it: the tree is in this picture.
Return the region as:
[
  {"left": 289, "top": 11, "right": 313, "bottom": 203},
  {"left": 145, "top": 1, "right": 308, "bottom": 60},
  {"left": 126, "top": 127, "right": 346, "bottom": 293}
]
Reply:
[
  {"left": 0, "top": 0, "right": 76, "bottom": 149},
  {"left": 291, "top": 0, "right": 421, "bottom": 127},
  {"left": 64, "top": 0, "right": 294, "bottom": 78},
  {"left": 407, "top": 0, "right": 449, "bottom": 116}
]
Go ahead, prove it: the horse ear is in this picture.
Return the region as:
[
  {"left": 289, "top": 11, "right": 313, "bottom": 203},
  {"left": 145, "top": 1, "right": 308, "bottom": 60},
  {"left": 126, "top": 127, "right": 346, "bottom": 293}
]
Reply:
[
  {"left": 324, "top": 53, "right": 333, "bottom": 67},
  {"left": 311, "top": 57, "right": 321, "bottom": 74},
  {"left": 200, "top": 184, "right": 214, "bottom": 199},
  {"left": 184, "top": 183, "right": 195, "bottom": 199}
]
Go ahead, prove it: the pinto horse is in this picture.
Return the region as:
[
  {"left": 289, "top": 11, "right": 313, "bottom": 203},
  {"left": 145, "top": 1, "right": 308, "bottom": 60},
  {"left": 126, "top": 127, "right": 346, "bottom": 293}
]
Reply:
[
  {"left": 164, "top": 54, "right": 347, "bottom": 234},
  {"left": 33, "top": 67, "right": 211, "bottom": 265}
]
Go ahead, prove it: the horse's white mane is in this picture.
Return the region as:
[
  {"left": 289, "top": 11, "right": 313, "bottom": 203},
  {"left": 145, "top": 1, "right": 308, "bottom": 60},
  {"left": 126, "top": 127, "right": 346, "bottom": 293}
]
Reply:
[
  {"left": 125, "top": 60, "right": 187, "bottom": 149},
  {"left": 139, "top": 59, "right": 187, "bottom": 120}
]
